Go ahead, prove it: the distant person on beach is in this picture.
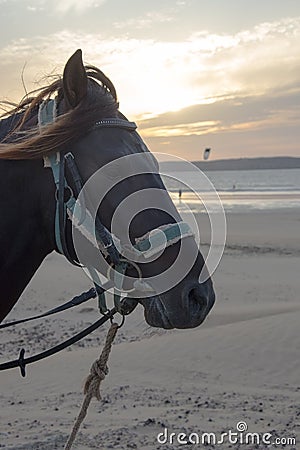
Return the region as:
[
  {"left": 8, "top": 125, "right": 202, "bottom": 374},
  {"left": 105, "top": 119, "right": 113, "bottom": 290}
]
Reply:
[{"left": 178, "top": 188, "right": 182, "bottom": 199}]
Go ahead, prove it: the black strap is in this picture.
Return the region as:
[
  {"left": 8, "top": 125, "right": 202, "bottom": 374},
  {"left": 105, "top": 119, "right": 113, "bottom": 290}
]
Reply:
[
  {"left": 61, "top": 152, "right": 120, "bottom": 266},
  {"left": 64, "top": 152, "right": 86, "bottom": 225},
  {"left": 64, "top": 152, "right": 83, "bottom": 197},
  {"left": 0, "top": 308, "right": 116, "bottom": 377},
  {"left": 0, "top": 287, "right": 99, "bottom": 329},
  {"left": 58, "top": 154, "right": 82, "bottom": 266},
  {"left": 95, "top": 216, "right": 120, "bottom": 265}
]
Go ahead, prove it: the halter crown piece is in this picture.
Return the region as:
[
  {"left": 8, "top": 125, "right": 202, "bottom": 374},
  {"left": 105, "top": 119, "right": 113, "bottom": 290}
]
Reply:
[{"left": 38, "top": 99, "right": 194, "bottom": 314}]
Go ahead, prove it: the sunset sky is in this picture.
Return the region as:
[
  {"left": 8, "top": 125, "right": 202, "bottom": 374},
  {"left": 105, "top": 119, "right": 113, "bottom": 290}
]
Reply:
[{"left": 0, "top": 0, "right": 299, "bottom": 160}]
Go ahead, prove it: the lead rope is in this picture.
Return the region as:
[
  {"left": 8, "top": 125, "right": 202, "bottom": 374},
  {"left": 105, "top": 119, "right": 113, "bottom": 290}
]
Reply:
[{"left": 64, "top": 322, "right": 119, "bottom": 450}]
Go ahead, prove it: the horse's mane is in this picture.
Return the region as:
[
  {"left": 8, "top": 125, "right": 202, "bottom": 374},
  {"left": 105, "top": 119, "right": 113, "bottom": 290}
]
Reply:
[{"left": 0, "top": 65, "right": 119, "bottom": 160}]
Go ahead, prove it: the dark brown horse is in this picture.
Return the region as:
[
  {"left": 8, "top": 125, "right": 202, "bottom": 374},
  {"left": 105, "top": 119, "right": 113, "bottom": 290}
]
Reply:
[{"left": 0, "top": 50, "right": 215, "bottom": 329}]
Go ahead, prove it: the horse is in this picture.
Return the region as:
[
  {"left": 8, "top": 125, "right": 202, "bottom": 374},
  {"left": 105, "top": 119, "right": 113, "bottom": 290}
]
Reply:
[{"left": 0, "top": 49, "right": 215, "bottom": 330}]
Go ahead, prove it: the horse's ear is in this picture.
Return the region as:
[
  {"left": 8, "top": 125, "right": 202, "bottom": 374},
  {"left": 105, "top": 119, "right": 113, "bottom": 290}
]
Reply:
[{"left": 63, "top": 49, "right": 87, "bottom": 108}]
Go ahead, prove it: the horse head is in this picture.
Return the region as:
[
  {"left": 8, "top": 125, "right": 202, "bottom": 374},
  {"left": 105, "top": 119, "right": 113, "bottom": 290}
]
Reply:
[
  {"left": 58, "top": 50, "right": 215, "bottom": 329},
  {"left": 0, "top": 50, "right": 215, "bottom": 329}
]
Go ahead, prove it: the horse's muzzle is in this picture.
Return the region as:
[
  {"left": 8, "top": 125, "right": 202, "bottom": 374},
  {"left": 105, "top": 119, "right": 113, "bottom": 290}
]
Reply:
[{"left": 140, "top": 278, "right": 215, "bottom": 329}]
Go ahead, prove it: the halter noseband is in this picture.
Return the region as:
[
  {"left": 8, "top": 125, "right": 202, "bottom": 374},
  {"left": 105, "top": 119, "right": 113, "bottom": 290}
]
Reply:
[{"left": 39, "top": 99, "right": 194, "bottom": 314}]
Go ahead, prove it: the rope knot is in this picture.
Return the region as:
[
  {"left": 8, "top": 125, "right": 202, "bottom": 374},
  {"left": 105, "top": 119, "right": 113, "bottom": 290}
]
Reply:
[{"left": 91, "top": 360, "right": 108, "bottom": 380}]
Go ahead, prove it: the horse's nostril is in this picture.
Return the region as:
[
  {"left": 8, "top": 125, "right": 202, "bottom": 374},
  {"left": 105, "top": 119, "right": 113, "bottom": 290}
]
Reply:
[{"left": 185, "top": 285, "right": 208, "bottom": 311}]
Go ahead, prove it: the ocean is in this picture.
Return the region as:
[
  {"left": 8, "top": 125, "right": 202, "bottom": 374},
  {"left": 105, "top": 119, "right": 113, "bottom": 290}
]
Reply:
[{"left": 162, "top": 168, "right": 300, "bottom": 213}]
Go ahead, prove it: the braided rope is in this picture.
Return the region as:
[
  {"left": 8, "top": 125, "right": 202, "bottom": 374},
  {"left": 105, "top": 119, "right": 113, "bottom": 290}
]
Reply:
[{"left": 64, "top": 322, "right": 119, "bottom": 450}]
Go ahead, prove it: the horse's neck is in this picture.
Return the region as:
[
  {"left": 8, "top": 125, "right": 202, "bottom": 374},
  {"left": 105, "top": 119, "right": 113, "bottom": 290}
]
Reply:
[{"left": 0, "top": 160, "right": 54, "bottom": 321}]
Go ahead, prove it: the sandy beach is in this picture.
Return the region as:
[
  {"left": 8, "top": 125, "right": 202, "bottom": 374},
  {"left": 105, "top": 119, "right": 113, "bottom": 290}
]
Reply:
[{"left": 0, "top": 208, "right": 299, "bottom": 449}]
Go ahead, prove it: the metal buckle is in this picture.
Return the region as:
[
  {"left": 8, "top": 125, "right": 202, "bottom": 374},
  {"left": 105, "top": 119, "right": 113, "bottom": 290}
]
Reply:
[{"left": 55, "top": 185, "right": 74, "bottom": 203}]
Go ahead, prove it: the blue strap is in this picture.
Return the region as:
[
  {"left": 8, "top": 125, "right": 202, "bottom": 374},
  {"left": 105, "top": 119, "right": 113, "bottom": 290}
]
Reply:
[{"left": 38, "top": 99, "right": 56, "bottom": 126}]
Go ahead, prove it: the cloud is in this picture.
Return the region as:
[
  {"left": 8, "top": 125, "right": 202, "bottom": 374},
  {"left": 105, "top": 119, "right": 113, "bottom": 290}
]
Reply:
[
  {"left": 143, "top": 118, "right": 300, "bottom": 160},
  {"left": 52, "top": 0, "right": 106, "bottom": 13},
  {"left": 137, "top": 84, "right": 300, "bottom": 159},
  {"left": 25, "top": 0, "right": 106, "bottom": 14},
  {"left": 113, "top": 11, "right": 175, "bottom": 30},
  {"left": 140, "top": 84, "right": 300, "bottom": 136},
  {"left": 142, "top": 121, "right": 220, "bottom": 137},
  {"left": 1, "top": 16, "right": 300, "bottom": 122}
]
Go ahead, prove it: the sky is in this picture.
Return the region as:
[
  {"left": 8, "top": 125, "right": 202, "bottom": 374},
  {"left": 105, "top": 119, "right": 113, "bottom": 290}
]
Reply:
[{"left": 0, "top": 0, "right": 299, "bottom": 160}]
